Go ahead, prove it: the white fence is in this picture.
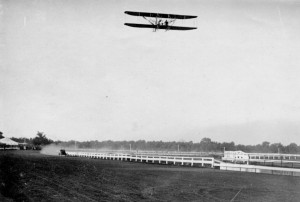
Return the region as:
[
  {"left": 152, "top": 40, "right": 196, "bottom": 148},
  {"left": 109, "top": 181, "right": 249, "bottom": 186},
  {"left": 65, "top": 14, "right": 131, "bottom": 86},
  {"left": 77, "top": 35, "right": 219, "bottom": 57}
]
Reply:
[
  {"left": 64, "top": 151, "right": 300, "bottom": 177},
  {"left": 220, "top": 162, "right": 300, "bottom": 177},
  {"left": 66, "top": 151, "right": 216, "bottom": 167}
]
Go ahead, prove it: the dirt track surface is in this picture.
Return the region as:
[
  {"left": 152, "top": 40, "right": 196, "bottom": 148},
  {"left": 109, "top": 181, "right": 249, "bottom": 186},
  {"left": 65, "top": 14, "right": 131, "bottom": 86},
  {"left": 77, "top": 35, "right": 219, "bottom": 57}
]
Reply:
[{"left": 1, "top": 151, "right": 300, "bottom": 201}]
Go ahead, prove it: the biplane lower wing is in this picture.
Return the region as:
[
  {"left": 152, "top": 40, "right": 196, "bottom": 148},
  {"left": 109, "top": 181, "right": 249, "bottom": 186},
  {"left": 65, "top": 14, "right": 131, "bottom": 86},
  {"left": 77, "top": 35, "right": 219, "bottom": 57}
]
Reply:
[{"left": 124, "top": 23, "right": 197, "bottom": 31}]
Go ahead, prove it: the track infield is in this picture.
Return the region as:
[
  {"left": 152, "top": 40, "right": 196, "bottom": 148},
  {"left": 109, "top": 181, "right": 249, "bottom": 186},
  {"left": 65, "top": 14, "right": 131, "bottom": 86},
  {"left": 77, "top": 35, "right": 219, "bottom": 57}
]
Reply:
[{"left": 1, "top": 150, "right": 300, "bottom": 201}]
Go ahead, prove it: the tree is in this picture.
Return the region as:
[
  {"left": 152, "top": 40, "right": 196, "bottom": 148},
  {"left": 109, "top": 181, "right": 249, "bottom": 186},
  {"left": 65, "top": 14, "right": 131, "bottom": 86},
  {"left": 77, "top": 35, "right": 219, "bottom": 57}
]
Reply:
[
  {"left": 286, "top": 143, "right": 298, "bottom": 154},
  {"left": 200, "top": 137, "right": 212, "bottom": 151},
  {"left": 270, "top": 143, "right": 284, "bottom": 153},
  {"left": 0, "top": 131, "right": 5, "bottom": 147},
  {"left": 261, "top": 141, "right": 270, "bottom": 153},
  {"left": 32, "top": 131, "right": 53, "bottom": 146},
  {"left": 11, "top": 137, "right": 31, "bottom": 144},
  {"left": 221, "top": 141, "right": 235, "bottom": 151}
]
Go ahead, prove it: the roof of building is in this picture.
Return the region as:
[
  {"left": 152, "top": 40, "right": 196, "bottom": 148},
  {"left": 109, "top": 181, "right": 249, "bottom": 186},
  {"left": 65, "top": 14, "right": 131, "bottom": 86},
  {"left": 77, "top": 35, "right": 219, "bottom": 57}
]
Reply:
[{"left": 0, "top": 137, "right": 19, "bottom": 146}]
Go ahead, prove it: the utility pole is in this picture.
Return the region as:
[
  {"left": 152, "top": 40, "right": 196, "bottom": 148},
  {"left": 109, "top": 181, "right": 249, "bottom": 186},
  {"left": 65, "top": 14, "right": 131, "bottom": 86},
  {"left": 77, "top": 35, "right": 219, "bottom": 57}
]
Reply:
[
  {"left": 130, "top": 144, "right": 131, "bottom": 152},
  {"left": 278, "top": 147, "right": 282, "bottom": 167}
]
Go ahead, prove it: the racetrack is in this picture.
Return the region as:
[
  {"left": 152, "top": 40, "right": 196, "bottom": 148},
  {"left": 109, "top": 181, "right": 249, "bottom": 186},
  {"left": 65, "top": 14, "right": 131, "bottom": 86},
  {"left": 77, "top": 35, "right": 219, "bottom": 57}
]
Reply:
[{"left": 1, "top": 150, "right": 300, "bottom": 201}]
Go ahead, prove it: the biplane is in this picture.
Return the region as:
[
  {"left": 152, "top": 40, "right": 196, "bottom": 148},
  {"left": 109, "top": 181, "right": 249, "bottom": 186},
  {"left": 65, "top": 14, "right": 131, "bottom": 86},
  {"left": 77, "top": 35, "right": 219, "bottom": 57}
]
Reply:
[{"left": 124, "top": 11, "right": 197, "bottom": 31}]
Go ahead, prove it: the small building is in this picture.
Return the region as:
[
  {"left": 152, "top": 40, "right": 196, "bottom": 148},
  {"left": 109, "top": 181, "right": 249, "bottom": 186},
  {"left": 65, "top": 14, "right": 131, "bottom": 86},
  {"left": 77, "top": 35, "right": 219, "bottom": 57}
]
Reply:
[
  {"left": 222, "top": 150, "right": 249, "bottom": 163},
  {"left": 18, "top": 142, "right": 29, "bottom": 150}
]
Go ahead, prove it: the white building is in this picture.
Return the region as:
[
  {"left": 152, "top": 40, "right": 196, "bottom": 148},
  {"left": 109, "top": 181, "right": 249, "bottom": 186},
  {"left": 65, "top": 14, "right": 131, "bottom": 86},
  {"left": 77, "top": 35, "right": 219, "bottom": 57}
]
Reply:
[
  {"left": 222, "top": 150, "right": 249, "bottom": 163},
  {"left": 0, "top": 137, "right": 19, "bottom": 150}
]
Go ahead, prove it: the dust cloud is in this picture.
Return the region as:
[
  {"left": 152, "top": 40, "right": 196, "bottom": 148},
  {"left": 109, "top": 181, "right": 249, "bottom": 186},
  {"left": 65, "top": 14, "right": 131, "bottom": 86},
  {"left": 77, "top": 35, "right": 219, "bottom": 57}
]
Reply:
[
  {"left": 40, "top": 144, "right": 123, "bottom": 156},
  {"left": 40, "top": 144, "right": 65, "bottom": 156}
]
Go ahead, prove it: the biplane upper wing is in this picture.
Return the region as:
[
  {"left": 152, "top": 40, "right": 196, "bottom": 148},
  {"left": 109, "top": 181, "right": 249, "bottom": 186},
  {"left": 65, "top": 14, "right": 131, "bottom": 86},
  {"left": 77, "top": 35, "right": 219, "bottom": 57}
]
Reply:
[
  {"left": 124, "top": 23, "right": 197, "bottom": 31},
  {"left": 125, "top": 11, "right": 197, "bottom": 19}
]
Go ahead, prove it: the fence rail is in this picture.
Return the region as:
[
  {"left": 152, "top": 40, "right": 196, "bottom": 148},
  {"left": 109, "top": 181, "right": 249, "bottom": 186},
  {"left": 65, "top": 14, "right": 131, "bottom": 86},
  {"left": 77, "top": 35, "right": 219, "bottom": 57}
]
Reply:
[
  {"left": 66, "top": 151, "right": 215, "bottom": 167},
  {"left": 64, "top": 151, "right": 300, "bottom": 177}
]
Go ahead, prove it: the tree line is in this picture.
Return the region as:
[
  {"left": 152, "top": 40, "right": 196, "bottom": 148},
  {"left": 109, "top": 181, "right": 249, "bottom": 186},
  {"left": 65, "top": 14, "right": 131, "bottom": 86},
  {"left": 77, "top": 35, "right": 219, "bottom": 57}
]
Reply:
[
  {"left": 10, "top": 131, "right": 53, "bottom": 149},
  {"left": 4, "top": 131, "right": 300, "bottom": 154},
  {"left": 60, "top": 137, "right": 300, "bottom": 154}
]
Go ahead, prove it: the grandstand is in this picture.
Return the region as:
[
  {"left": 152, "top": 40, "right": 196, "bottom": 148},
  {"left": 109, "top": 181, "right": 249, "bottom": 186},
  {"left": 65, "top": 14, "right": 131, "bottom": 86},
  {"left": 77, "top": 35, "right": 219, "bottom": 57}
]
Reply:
[{"left": 222, "top": 150, "right": 300, "bottom": 168}]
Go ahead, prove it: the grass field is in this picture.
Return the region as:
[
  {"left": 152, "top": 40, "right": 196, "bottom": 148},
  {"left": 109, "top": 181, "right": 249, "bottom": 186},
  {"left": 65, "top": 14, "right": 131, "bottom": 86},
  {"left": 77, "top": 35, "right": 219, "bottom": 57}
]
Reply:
[{"left": 1, "top": 150, "right": 300, "bottom": 201}]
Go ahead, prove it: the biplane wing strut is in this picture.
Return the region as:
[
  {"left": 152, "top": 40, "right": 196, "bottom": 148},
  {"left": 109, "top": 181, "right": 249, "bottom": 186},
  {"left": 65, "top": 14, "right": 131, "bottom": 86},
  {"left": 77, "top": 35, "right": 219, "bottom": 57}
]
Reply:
[{"left": 124, "top": 11, "right": 197, "bottom": 31}]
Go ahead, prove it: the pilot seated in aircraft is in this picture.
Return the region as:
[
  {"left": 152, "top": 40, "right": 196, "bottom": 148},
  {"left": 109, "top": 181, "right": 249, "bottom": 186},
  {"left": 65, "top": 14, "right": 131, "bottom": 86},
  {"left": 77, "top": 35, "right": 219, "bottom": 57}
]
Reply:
[
  {"left": 157, "top": 20, "right": 162, "bottom": 27},
  {"left": 165, "top": 20, "right": 169, "bottom": 27}
]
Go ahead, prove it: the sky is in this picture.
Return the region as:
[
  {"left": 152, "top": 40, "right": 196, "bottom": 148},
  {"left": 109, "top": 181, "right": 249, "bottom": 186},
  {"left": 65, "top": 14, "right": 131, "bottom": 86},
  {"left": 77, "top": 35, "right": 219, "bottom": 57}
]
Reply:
[{"left": 1, "top": 0, "right": 300, "bottom": 145}]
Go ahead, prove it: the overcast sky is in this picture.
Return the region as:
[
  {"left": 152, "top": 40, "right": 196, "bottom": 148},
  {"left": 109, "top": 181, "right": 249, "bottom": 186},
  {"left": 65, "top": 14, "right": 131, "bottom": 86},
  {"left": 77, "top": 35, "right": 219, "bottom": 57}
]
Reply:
[{"left": 1, "top": 0, "right": 300, "bottom": 145}]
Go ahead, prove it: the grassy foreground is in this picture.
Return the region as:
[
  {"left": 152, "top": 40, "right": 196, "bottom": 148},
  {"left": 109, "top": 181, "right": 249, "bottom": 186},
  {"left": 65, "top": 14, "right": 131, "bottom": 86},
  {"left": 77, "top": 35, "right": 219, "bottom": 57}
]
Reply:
[{"left": 0, "top": 150, "right": 300, "bottom": 201}]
